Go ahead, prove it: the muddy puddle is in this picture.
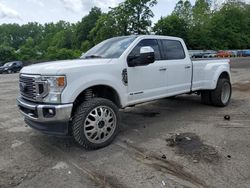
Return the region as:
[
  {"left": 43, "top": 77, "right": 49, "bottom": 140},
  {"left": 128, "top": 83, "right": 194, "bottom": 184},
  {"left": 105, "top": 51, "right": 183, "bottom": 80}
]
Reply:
[{"left": 166, "top": 133, "right": 220, "bottom": 164}]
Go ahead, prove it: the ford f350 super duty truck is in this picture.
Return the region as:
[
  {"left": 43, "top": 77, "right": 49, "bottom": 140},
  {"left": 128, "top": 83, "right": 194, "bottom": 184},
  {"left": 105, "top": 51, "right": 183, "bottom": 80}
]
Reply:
[{"left": 17, "top": 35, "right": 232, "bottom": 149}]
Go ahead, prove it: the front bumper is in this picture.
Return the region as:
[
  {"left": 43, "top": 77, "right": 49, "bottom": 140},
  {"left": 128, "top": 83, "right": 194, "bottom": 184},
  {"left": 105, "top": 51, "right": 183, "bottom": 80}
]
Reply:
[{"left": 17, "top": 97, "right": 73, "bottom": 135}]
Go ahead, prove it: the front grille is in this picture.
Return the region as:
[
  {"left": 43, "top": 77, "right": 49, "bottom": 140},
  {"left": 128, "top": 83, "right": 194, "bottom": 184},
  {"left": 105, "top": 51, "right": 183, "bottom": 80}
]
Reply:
[{"left": 19, "top": 75, "right": 37, "bottom": 101}]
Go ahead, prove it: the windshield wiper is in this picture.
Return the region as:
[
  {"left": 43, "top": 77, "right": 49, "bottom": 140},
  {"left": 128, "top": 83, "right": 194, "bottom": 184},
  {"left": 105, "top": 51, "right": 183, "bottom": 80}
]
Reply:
[{"left": 85, "top": 55, "right": 103, "bottom": 59}]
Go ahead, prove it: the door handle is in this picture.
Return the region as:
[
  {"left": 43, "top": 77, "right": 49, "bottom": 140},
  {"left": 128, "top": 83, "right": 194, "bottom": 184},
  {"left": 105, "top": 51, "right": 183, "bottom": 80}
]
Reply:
[
  {"left": 185, "top": 65, "right": 191, "bottom": 69},
  {"left": 159, "top": 67, "right": 167, "bottom": 71}
]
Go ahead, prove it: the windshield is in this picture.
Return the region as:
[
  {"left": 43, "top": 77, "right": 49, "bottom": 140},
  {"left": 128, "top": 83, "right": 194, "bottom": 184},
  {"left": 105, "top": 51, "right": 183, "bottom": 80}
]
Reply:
[
  {"left": 3, "top": 62, "right": 12, "bottom": 67},
  {"left": 81, "top": 36, "right": 137, "bottom": 59}
]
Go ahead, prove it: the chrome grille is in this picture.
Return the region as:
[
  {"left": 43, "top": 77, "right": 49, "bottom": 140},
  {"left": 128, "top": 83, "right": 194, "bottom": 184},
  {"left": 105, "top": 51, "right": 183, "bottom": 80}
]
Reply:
[{"left": 19, "top": 75, "right": 37, "bottom": 101}]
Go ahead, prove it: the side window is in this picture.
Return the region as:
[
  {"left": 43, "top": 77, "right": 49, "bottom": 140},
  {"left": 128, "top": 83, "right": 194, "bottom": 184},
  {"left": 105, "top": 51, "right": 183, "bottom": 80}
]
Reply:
[
  {"left": 162, "top": 40, "right": 185, "bottom": 60},
  {"left": 129, "top": 39, "right": 161, "bottom": 60}
]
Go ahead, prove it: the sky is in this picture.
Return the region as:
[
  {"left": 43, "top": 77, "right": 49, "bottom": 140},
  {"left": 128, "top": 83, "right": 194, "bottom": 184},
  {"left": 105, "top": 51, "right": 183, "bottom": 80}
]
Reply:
[
  {"left": 0, "top": 0, "right": 197, "bottom": 25},
  {"left": 0, "top": 0, "right": 249, "bottom": 25}
]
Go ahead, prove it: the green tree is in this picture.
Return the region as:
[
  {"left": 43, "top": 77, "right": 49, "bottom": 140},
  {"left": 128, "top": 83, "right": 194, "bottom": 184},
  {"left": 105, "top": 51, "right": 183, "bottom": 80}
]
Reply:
[
  {"left": 89, "top": 0, "right": 157, "bottom": 46},
  {"left": 153, "top": 15, "right": 188, "bottom": 40},
  {"left": 46, "top": 47, "right": 81, "bottom": 60},
  {"left": 187, "top": 0, "right": 212, "bottom": 49},
  {"left": 0, "top": 45, "right": 16, "bottom": 63},
  {"left": 173, "top": 0, "right": 192, "bottom": 24},
  {"left": 209, "top": 0, "right": 250, "bottom": 49},
  {"left": 18, "top": 37, "right": 39, "bottom": 61},
  {"left": 88, "top": 13, "right": 123, "bottom": 46},
  {"left": 123, "top": 0, "right": 157, "bottom": 34},
  {"left": 74, "top": 7, "right": 102, "bottom": 49}
]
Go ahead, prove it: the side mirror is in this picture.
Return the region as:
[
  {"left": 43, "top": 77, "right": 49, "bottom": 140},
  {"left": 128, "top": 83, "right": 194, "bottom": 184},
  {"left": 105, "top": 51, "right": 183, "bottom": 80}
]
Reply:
[{"left": 128, "top": 46, "right": 155, "bottom": 67}]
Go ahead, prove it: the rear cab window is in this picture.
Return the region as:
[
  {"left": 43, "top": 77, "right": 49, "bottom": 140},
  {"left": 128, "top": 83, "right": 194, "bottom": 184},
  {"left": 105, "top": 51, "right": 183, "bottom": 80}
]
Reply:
[{"left": 160, "top": 39, "right": 186, "bottom": 60}]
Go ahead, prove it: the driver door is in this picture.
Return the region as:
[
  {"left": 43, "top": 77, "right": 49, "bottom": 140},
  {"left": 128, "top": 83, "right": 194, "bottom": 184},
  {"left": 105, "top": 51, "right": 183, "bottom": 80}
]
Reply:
[{"left": 127, "top": 39, "right": 167, "bottom": 104}]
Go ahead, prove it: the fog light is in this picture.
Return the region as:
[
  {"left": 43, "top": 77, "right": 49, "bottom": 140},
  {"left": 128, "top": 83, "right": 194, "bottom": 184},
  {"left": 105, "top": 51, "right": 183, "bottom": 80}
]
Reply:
[{"left": 43, "top": 107, "right": 56, "bottom": 118}]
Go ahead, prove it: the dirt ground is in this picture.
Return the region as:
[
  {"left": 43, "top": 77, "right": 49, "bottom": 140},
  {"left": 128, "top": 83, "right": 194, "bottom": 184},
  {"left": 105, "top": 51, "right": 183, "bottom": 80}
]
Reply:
[{"left": 0, "top": 57, "right": 250, "bottom": 188}]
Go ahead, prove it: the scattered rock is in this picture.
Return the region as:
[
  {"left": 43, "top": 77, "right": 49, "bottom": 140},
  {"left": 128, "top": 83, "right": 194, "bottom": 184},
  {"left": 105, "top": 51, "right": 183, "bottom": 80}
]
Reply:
[
  {"left": 161, "top": 154, "right": 166, "bottom": 159},
  {"left": 162, "top": 180, "right": 166, "bottom": 186},
  {"left": 227, "top": 155, "right": 231, "bottom": 159},
  {"left": 224, "top": 115, "right": 231, "bottom": 120},
  {"left": 52, "top": 162, "right": 68, "bottom": 170},
  {"left": 11, "top": 140, "right": 24, "bottom": 148}
]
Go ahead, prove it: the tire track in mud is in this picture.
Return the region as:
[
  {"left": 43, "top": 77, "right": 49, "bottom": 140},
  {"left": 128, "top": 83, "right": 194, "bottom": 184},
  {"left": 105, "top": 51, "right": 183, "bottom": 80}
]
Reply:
[
  {"left": 115, "top": 140, "right": 210, "bottom": 188},
  {"left": 17, "top": 136, "right": 210, "bottom": 188},
  {"left": 34, "top": 141, "right": 129, "bottom": 188}
]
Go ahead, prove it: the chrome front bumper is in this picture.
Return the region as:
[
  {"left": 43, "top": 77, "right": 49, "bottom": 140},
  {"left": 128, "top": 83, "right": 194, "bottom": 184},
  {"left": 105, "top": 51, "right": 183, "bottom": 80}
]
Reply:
[{"left": 17, "top": 97, "right": 73, "bottom": 135}]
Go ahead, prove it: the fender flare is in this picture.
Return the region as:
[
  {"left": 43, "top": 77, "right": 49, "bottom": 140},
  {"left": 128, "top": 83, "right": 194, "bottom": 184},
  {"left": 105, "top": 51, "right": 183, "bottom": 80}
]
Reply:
[{"left": 210, "top": 66, "right": 231, "bottom": 89}]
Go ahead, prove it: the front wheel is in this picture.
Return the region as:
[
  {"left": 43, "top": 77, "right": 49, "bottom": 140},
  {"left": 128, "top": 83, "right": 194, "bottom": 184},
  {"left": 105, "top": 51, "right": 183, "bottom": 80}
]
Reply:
[
  {"left": 211, "top": 78, "right": 232, "bottom": 107},
  {"left": 72, "top": 98, "right": 120, "bottom": 150}
]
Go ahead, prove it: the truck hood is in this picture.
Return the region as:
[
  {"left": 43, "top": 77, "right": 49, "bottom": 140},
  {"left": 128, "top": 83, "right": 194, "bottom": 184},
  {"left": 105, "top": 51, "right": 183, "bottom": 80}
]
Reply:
[{"left": 20, "top": 59, "right": 113, "bottom": 75}]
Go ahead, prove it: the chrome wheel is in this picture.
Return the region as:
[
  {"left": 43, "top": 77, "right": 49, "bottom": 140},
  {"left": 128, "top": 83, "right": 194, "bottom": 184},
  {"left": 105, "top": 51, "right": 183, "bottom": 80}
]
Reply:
[
  {"left": 221, "top": 82, "right": 231, "bottom": 104},
  {"left": 84, "top": 106, "right": 117, "bottom": 144}
]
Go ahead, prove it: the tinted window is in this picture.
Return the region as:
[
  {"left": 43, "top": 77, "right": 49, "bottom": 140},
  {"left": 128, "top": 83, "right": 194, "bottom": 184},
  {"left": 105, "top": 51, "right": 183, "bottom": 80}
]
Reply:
[
  {"left": 4, "top": 63, "right": 12, "bottom": 67},
  {"left": 129, "top": 39, "right": 161, "bottom": 60},
  {"left": 162, "top": 40, "right": 185, "bottom": 60}
]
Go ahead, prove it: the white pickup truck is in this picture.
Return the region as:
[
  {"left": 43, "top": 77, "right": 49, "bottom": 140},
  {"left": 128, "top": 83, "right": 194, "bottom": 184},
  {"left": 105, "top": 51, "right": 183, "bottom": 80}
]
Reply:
[{"left": 17, "top": 35, "right": 232, "bottom": 149}]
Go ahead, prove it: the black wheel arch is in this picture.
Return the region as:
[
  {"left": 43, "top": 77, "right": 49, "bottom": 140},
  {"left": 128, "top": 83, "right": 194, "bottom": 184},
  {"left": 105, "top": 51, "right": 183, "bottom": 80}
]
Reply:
[
  {"left": 71, "top": 85, "right": 121, "bottom": 118},
  {"left": 218, "top": 71, "right": 230, "bottom": 82}
]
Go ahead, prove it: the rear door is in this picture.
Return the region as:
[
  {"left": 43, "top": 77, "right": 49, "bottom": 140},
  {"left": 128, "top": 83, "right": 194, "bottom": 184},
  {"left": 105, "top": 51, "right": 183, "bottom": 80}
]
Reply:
[{"left": 160, "top": 39, "right": 192, "bottom": 95}]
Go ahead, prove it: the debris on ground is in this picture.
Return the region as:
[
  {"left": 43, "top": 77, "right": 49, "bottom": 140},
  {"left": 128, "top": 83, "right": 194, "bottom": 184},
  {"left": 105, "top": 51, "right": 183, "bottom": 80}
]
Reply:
[
  {"left": 162, "top": 180, "right": 166, "bottom": 186},
  {"left": 224, "top": 115, "right": 231, "bottom": 120},
  {"left": 161, "top": 154, "right": 166, "bottom": 159},
  {"left": 166, "top": 133, "right": 220, "bottom": 163}
]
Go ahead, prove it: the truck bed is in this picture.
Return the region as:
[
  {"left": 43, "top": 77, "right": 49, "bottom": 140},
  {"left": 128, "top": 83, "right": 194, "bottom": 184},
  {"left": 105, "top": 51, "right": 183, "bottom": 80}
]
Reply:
[{"left": 191, "top": 59, "right": 230, "bottom": 91}]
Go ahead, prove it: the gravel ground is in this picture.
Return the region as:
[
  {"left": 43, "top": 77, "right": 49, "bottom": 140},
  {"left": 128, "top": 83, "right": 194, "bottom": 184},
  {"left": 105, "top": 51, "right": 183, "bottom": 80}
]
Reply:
[{"left": 0, "top": 57, "right": 250, "bottom": 188}]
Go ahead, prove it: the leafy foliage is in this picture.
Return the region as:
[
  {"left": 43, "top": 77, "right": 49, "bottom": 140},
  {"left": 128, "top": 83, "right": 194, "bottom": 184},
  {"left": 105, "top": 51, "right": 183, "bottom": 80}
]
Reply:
[
  {"left": 154, "top": 0, "right": 250, "bottom": 50},
  {"left": 0, "top": 45, "right": 16, "bottom": 63},
  {"left": 0, "top": 0, "right": 249, "bottom": 63}
]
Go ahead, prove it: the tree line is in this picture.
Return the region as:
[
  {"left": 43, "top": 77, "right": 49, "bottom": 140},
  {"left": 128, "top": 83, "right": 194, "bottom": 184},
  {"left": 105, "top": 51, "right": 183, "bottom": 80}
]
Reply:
[{"left": 0, "top": 0, "right": 249, "bottom": 64}]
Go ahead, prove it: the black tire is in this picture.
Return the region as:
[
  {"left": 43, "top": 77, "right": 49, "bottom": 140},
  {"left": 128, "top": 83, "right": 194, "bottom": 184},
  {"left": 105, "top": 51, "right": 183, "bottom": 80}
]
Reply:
[
  {"left": 72, "top": 98, "right": 120, "bottom": 150},
  {"left": 201, "top": 90, "right": 211, "bottom": 105},
  {"left": 211, "top": 78, "right": 232, "bottom": 107}
]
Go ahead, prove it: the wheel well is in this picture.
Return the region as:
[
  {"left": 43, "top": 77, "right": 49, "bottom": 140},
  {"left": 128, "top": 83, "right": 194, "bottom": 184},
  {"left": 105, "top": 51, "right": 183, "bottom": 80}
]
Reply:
[
  {"left": 219, "top": 72, "right": 230, "bottom": 81},
  {"left": 71, "top": 85, "right": 121, "bottom": 116}
]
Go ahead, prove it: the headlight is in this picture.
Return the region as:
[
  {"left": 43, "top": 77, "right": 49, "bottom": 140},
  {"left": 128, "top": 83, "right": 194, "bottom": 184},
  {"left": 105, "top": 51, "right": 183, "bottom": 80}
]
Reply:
[{"left": 41, "top": 76, "right": 66, "bottom": 103}]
